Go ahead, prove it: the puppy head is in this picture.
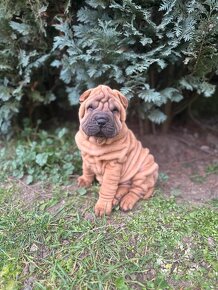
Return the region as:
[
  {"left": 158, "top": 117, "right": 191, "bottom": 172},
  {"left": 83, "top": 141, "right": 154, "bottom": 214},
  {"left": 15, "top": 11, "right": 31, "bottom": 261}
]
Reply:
[{"left": 78, "top": 85, "right": 128, "bottom": 138}]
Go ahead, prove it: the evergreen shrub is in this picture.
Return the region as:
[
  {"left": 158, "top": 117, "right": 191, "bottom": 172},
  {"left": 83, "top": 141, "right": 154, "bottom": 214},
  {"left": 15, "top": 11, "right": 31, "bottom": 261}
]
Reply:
[{"left": 0, "top": 0, "right": 217, "bottom": 134}]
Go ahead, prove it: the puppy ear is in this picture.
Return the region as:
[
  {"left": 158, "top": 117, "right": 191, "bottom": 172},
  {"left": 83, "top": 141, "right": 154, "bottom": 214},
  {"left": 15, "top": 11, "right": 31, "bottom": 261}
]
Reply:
[
  {"left": 79, "top": 88, "right": 92, "bottom": 103},
  {"left": 113, "top": 90, "right": 128, "bottom": 109}
]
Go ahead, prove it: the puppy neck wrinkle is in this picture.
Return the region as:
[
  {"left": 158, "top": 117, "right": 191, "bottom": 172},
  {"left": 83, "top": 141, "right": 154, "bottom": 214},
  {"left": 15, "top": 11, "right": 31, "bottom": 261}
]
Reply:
[{"left": 96, "top": 137, "right": 106, "bottom": 145}]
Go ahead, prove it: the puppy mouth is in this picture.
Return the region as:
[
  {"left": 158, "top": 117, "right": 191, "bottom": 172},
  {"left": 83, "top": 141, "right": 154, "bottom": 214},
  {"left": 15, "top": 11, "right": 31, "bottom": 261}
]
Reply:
[
  {"left": 95, "top": 131, "right": 106, "bottom": 138},
  {"left": 84, "top": 127, "right": 115, "bottom": 138},
  {"left": 81, "top": 112, "right": 118, "bottom": 138}
]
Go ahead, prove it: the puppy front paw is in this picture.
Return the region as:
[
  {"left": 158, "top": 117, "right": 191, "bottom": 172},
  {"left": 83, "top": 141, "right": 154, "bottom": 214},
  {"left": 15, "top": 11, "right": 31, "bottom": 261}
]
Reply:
[
  {"left": 77, "top": 175, "right": 93, "bottom": 188},
  {"left": 94, "top": 198, "right": 113, "bottom": 217}
]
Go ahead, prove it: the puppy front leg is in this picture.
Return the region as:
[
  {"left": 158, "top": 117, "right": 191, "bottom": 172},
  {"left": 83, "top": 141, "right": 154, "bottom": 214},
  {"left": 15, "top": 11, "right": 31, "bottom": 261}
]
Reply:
[
  {"left": 78, "top": 158, "right": 94, "bottom": 188},
  {"left": 95, "top": 162, "right": 122, "bottom": 217}
]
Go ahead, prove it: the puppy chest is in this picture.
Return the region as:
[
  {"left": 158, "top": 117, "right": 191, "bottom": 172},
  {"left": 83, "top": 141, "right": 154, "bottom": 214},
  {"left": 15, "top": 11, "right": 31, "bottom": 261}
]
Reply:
[{"left": 86, "top": 156, "right": 105, "bottom": 176}]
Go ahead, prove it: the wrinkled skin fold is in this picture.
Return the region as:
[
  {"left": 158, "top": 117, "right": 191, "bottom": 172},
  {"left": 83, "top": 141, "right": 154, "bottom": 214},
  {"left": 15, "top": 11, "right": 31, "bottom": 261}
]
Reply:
[{"left": 75, "top": 85, "right": 159, "bottom": 217}]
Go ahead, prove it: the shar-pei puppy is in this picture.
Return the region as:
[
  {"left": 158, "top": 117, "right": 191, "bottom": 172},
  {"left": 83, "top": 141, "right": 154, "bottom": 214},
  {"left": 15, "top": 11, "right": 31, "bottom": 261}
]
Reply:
[{"left": 75, "top": 85, "right": 159, "bottom": 216}]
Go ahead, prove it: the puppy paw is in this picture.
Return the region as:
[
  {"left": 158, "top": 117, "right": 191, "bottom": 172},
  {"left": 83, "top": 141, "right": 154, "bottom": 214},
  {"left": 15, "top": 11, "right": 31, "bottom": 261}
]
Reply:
[
  {"left": 77, "top": 176, "right": 92, "bottom": 188},
  {"left": 112, "top": 187, "right": 129, "bottom": 206},
  {"left": 94, "top": 199, "right": 113, "bottom": 217},
  {"left": 120, "top": 192, "right": 140, "bottom": 212}
]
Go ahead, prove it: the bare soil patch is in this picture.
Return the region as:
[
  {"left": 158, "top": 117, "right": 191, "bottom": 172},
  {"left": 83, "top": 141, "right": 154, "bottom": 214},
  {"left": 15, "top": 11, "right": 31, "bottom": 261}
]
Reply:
[
  {"left": 137, "top": 125, "right": 218, "bottom": 204},
  {"left": 4, "top": 123, "right": 218, "bottom": 207}
]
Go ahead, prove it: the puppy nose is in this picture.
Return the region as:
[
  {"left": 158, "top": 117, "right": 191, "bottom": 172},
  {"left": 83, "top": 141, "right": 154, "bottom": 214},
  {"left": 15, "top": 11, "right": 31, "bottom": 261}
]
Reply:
[{"left": 96, "top": 117, "right": 107, "bottom": 126}]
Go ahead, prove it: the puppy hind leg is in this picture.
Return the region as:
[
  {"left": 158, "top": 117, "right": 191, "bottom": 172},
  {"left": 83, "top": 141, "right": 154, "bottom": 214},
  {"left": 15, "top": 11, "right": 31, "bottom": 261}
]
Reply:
[
  {"left": 119, "top": 171, "right": 151, "bottom": 211},
  {"left": 120, "top": 190, "right": 142, "bottom": 211},
  {"left": 142, "top": 170, "right": 159, "bottom": 199},
  {"left": 120, "top": 183, "right": 154, "bottom": 211},
  {"left": 112, "top": 186, "right": 129, "bottom": 206},
  {"left": 143, "top": 187, "right": 154, "bottom": 199}
]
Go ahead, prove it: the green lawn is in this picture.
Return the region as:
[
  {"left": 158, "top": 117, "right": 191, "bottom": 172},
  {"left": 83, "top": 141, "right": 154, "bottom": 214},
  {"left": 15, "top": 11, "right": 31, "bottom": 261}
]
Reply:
[
  {"left": 0, "top": 182, "right": 217, "bottom": 290},
  {"left": 0, "top": 129, "right": 217, "bottom": 289}
]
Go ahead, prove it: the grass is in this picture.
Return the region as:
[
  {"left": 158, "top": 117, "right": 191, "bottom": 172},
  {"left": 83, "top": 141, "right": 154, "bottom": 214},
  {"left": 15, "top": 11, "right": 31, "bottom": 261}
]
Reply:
[
  {"left": 0, "top": 128, "right": 217, "bottom": 289},
  {"left": 0, "top": 181, "right": 217, "bottom": 290}
]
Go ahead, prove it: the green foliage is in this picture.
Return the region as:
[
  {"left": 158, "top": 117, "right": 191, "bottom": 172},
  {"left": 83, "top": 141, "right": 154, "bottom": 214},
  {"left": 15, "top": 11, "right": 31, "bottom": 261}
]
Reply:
[
  {"left": 0, "top": 0, "right": 69, "bottom": 134},
  {"left": 53, "top": 0, "right": 217, "bottom": 124},
  {"left": 0, "top": 124, "right": 81, "bottom": 184},
  {"left": 0, "top": 0, "right": 218, "bottom": 134},
  {"left": 206, "top": 162, "right": 218, "bottom": 175}
]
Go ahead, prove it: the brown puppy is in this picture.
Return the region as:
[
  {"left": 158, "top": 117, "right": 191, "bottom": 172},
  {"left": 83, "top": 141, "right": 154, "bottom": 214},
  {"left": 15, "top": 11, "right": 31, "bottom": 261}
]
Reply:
[{"left": 75, "top": 85, "right": 158, "bottom": 216}]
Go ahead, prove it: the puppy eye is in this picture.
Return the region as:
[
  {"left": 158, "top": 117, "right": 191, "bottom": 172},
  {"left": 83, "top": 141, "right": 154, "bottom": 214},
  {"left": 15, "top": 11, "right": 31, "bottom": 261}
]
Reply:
[
  {"left": 87, "top": 105, "right": 93, "bottom": 110},
  {"left": 112, "top": 107, "right": 119, "bottom": 113}
]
